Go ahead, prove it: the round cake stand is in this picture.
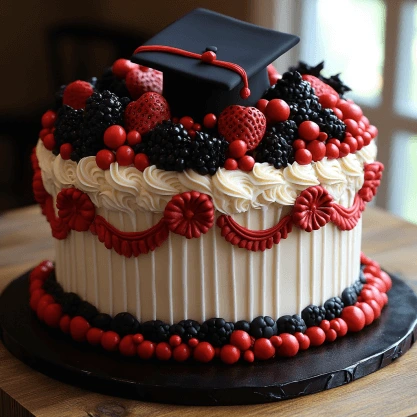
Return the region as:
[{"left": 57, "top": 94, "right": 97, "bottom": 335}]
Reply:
[{"left": 0, "top": 272, "right": 416, "bottom": 406}]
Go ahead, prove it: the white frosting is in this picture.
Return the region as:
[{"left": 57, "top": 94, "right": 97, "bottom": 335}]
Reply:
[{"left": 36, "top": 139, "right": 377, "bottom": 215}]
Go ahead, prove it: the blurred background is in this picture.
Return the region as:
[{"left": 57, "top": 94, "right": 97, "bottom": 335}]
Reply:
[{"left": 0, "top": 0, "right": 416, "bottom": 223}]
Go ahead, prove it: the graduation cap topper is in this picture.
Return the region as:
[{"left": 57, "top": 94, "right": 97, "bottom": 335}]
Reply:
[{"left": 131, "top": 8, "right": 299, "bottom": 119}]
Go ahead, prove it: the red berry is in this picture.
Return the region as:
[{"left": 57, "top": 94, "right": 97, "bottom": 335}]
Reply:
[
  {"left": 356, "top": 302, "right": 375, "bottom": 326},
  {"left": 305, "top": 327, "right": 326, "bottom": 346},
  {"left": 253, "top": 338, "right": 275, "bottom": 360},
  {"left": 332, "top": 107, "right": 344, "bottom": 120},
  {"left": 155, "top": 342, "right": 172, "bottom": 361},
  {"left": 112, "top": 58, "right": 139, "bottom": 78},
  {"left": 325, "top": 329, "right": 337, "bottom": 342},
  {"left": 43, "top": 133, "right": 55, "bottom": 151},
  {"left": 381, "top": 292, "right": 389, "bottom": 306},
  {"left": 238, "top": 155, "right": 255, "bottom": 171},
  {"left": 326, "top": 143, "right": 340, "bottom": 159},
  {"left": 30, "top": 262, "right": 53, "bottom": 282},
  {"left": 173, "top": 343, "right": 191, "bottom": 362},
  {"left": 293, "top": 139, "right": 306, "bottom": 150},
  {"left": 320, "top": 320, "right": 331, "bottom": 332},
  {"left": 132, "top": 333, "right": 144, "bottom": 345},
  {"left": 127, "top": 130, "right": 142, "bottom": 146},
  {"left": 169, "top": 335, "right": 182, "bottom": 347},
  {"left": 243, "top": 350, "right": 255, "bottom": 362},
  {"left": 203, "top": 113, "right": 217, "bottom": 129},
  {"left": 366, "top": 277, "right": 387, "bottom": 293},
  {"left": 319, "top": 93, "right": 338, "bottom": 109},
  {"left": 344, "top": 136, "right": 358, "bottom": 153},
  {"left": 265, "top": 99, "right": 290, "bottom": 123},
  {"left": 327, "top": 138, "right": 341, "bottom": 147},
  {"left": 134, "top": 153, "right": 150, "bottom": 172},
  {"left": 339, "top": 143, "right": 350, "bottom": 158},
  {"left": 368, "top": 125, "right": 378, "bottom": 138},
  {"left": 96, "top": 149, "right": 115, "bottom": 170},
  {"left": 298, "top": 121, "right": 320, "bottom": 141},
  {"left": 70, "top": 316, "right": 90, "bottom": 342},
  {"left": 338, "top": 101, "right": 363, "bottom": 122},
  {"left": 220, "top": 344, "right": 241, "bottom": 364},
  {"left": 379, "top": 271, "right": 392, "bottom": 292},
  {"left": 307, "top": 140, "right": 326, "bottom": 162},
  {"left": 276, "top": 333, "right": 299, "bottom": 357},
  {"left": 30, "top": 289, "right": 45, "bottom": 311},
  {"left": 229, "top": 140, "right": 248, "bottom": 159},
  {"left": 269, "top": 335, "right": 282, "bottom": 348},
  {"left": 335, "top": 318, "right": 348, "bottom": 337},
  {"left": 295, "top": 148, "right": 313, "bottom": 165},
  {"left": 366, "top": 299, "right": 382, "bottom": 319},
  {"left": 41, "top": 110, "right": 57, "bottom": 129},
  {"left": 43, "top": 303, "right": 63, "bottom": 328},
  {"left": 318, "top": 132, "right": 328, "bottom": 142},
  {"left": 119, "top": 335, "right": 137, "bottom": 356},
  {"left": 230, "top": 330, "right": 251, "bottom": 351},
  {"left": 341, "top": 306, "right": 366, "bottom": 332},
  {"left": 59, "top": 315, "right": 71, "bottom": 334},
  {"left": 116, "top": 146, "right": 134, "bottom": 166},
  {"left": 60, "top": 143, "right": 73, "bottom": 160},
  {"left": 188, "top": 338, "right": 199, "bottom": 348},
  {"left": 137, "top": 340, "right": 155, "bottom": 359},
  {"left": 86, "top": 328, "right": 104, "bottom": 345},
  {"left": 224, "top": 158, "right": 238, "bottom": 170},
  {"left": 344, "top": 119, "right": 359, "bottom": 136},
  {"left": 36, "top": 294, "right": 55, "bottom": 320},
  {"left": 39, "top": 128, "right": 51, "bottom": 139},
  {"left": 294, "top": 332, "right": 310, "bottom": 350},
  {"left": 63, "top": 81, "right": 94, "bottom": 110},
  {"left": 188, "top": 129, "right": 196, "bottom": 139},
  {"left": 101, "top": 331, "right": 120, "bottom": 351},
  {"left": 104, "top": 125, "right": 126, "bottom": 149},
  {"left": 192, "top": 123, "right": 202, "bottom": 131},
  {"left": 356, "top": 135, "right": 364, "bottom": 150},
  {"left": 29, "top": 279, "right": 43, "bottom": 294},
  {"left": 193, "top": 342, "right": 215, "bottom": 363},
  {"left": 256, "top": 99, "right": 269, "bottom": 113},
  {"left": 179, "top": 116, "right": 194, "bottom": 130}
]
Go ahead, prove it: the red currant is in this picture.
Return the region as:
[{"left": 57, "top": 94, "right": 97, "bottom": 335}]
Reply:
[
  {"left": 43, "top": 133, "right": 55, "bottom": 151},
  {"left": 60, "top": 143, "right": 73, "bottom": 160},
  {"left": 341, "top": 306, "right": 366, "bottom": 332},
  {"left": 96, "top": 149, "right": 115, "bottom": 170},
  {"left": 127, "top": 130, "right": 142, "bottom": 146},
  {"left": 230, "top": 330, "right": 251, "bottom": 351},
  {"left": 179, "top": 116, "right": 194, "bottom": 130},
  {"left": 134, "top": 153, "right": 150, "bottom": 172},
  {"left": 326, "top": 143, "right": 340, "bottom": 159},
  {"left": 169, "top": 335, "right": 182, "bottom": 347},
  {"left": 293, "top": 139, "right": 306, "bottom": 150},
  {"left": 103, "top": 125, "right": 126, "bottom": 149},
  {"left": 70, "top": 316, "right": 90, "bottom": 342},
  {"left": 101, "top": 331, "right": 120, "bottom": 351},
  {"left": 265, "top": 99, "right": 290, "bottom": 123},
  {"left": 253, "top": 338, "right": 275, "bottom": 360},
  {"left": 173, "top": 343, "right": 191, "bottom": 362},
  {"left": 298, "top": 121, "right": 320, "bottom": 141},
  {"left": 276, "top": 333, "right": 299, "bottom": 357},
  {"left": 229, "top": 140, "right": 247, "bottom": 159},
  {"left": 193, "top": 342, "right": 215, "bottom": 363},
  {"left": 256, "top": 99, "right": 269, "bottom": 113},
  {"left": 119, "top": 335, "right": 137, "bottom": 356},
  {"left": 224, "top": 158, "right": 238, "bottom": 170},
  {"left": 203, "top": 113, "right": 217, "bottom": 129},
  {"left": 43, "top": 303, "right": 63, "bottom": 328},
  {"left": 344, "top": 119, "right": 359, "bottom": 136},
  {"left": 116, "top": 145, "right": 134, "bottom": 166},
  {"left": 41, "top": 110, "right": 57, "bottom": 129},
  {"left": 319, "top": 93, "right": 338, "bottom": 109},
  {"left": 192, "top": 123, "right": 202, "bottom": 131},
  {"left": 155, "top": 342, "right": 172, "bottom": 361},
  {"left": 307, "top": 140, "right": 326, "bottom": 162},
  {"left": 305, "top": 326, "right": 326, "bottom": 346},
  {"left": 220, "top": 344, "right": 241, "bottom": 364},
  {"left": 137, "top": 341, "right": 155, "bottom": 359},
  {"left": 86, "top": 328, "right": 104, "bottom": 345},
  {"left": 238, "top": 155, "right": 255, "bottom": 171},
  {"left": 332, "top": 107, "right": 344, "bottom": 120},
  {"left": 295, "top": 148, "right": 312, "bottom": 165},
  {"left": 344, "top": 136, "right": 358, "bottom": 153}
]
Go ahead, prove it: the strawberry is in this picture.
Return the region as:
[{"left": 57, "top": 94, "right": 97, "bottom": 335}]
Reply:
[
  {"left": 218, "top": 105, "right": 266, "bottom": 150},
  {"left": 302, "top": 75, "right": 338, "bottom": 98},
  {"left": 62, "top": 80, "right": 94, "bottom": 110},
  {"left": 124, "top": 92, "right": 170, "bottom": 135},
  {"left": 125, "top": 67, "right": 163, "bottom": 99}
]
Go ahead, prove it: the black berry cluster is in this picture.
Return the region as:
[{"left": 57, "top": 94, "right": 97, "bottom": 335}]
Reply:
[
  {"left": 199, "top": 318, "right": 234, "bottom": 347},
  {"left": 170, "top": 319, "right": 201, "bottom": 342},
  {"left": 96, "top": 67, "right": 131, "bottom": 99},
  {"left": 315, "top": 108, "right": 346, "bottom": 140},
  {"left": 141, "top": 320, "right": 170, "bottom": 343},
  {"left": 276, "top": 314, "right": 307, "bottom": 334},
  {"left": 111, "top": 312, "right": 140, "bottom": 337},
  {"left": 301, "top": 305, "right": 326, "bottom": 327},
  {"left": 249, "top": 316, "right": 277, "bottom": 339},
  {"left": 323, "top": 297, "right": 344, "bottom": 320},
  {"left": 53, "top": 105, "right": 84, "bottom": 155}
]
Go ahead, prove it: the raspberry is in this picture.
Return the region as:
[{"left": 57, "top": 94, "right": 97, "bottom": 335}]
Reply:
[{"left": 63, "top": 80, "right": 94, "bottom": 110}]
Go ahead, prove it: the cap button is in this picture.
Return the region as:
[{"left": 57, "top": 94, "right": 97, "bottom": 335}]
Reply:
[{"left": 205, "top": 46, "right": 218, "bottom": 53}]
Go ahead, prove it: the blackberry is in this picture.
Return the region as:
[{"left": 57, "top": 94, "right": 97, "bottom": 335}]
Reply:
[
  {"left": 96, "top": 67, "right": 131, "bottom": 98},
  {"left": 137, "top": 121, "right": 192, "bottom": 172},
  {"left": 353, "top": 279, "right": 364, "bottom": 295},
  {"left": 323, "top": 297, "right": 344, "bottom": 320},
  {"left": 301, "top": 305, "right": 326, "bottom": 327},
  {"left": 276, "top": 314, "right": 306, "bottom": 334},
  {"left": 111, "top": 312, "right": 140, "bottom": 337},
  {"left": 234, "top": 320, "right": 250, "bottom": 333},
  {"left": 141, "top": 320, "right": 170, "bottom": 343},
  {"left": 188, "top": 131, "right": 228, "bottom": 175},
  {"left": 359, "top": 267, "right": 367, "bottom": 284},
  {"left": 249, "top": 316, "right": 277, "bottom": 339},
  {"left": 169, "top": 319, "right": 201, "bottom": 342},
  {"left": 42, "top": 276, "right": 64, "bottom": 300},
  {"left": 199, "top": 318, "right": 234, "bottom": 347},
  {"left": 53, "top": 105, "right": 84, "bottom": 155},
  {"left": 76, "top": 301, "right": 99, "bottom": 321},
  {"left": 255, "top": 126, "right": 295, "bottom": 168},
  {"left": 290, "top": 99, "right": 322, "bottom": 126},
  {"left": 289, "top": 61, "right": 352, "bottom": 96},
  {"left": 315, "top": 108, "right": 346, "bottom": 140},
  {"left": 341, "top": 286, "right": 358, "bottom": 307},
  {"left": 71, "top": 90, "right": 125, "bottom": 161},
  {"left": 60, "top": 292, "right": 82, "bottom": 316},
  {"left": 91, "top": 313, "right": 112, "bottom": 331}
]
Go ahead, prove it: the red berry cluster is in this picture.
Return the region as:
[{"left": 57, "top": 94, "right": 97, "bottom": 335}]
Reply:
[
  {"left": 30, "top": 254, "right": 391, "bottom": 364},
  {"left": 171, "top": 115, "right": 202, "bottom": 138},
  {"left": 39, "top": 110, "right": 57, "bottom": 151}
]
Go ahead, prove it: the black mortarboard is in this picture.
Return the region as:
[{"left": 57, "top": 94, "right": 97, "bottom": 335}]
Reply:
[{"left": 131, "top": 8, "right": 299, "bottom": 119}]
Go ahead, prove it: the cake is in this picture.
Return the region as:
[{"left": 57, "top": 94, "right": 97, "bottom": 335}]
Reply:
[{"left": 30, "top": 8, "right": 390, "bottom": 364}]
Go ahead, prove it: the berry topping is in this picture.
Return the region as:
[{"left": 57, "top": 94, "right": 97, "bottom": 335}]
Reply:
[
  {"left": 249, "top": 316, "right": 277, "bottom": 339},
  {"left": 276, "top": 314, "right": 307, "bottom": 334},
  {"left": 256, "top": 99, "right": 269, "bottom": 113},
  {"left": 110, "top": 312, "right": 140, "bottom": 337},
  {"left": 116, "top": 145, "right": 135, "bottom": 166},
  {"left": 125, "top": 67, "right": 163, "bottom": 99},
  {"left": 96, "top": 149, "right": 115, "bottom": 170},
  {"left": 238, "top": 155, "right": 255, "bottom": 172},
  {"left": 43, "top": 133, "right": 55, "bottom": 151},
  {"left": 103, "top": 125, "right": 127, "bottom": 149},
  {"left": 124, "top": 92, "right": 171, "bottom": 136},
  {"left": 264, "top": 99, "right": 291, "bottom": 124},
  {"left": 203, "top": 113, "right": 217, "bottom": 129},
  {"left": 323, "top": 296, "right": 344, "bottom": 320},
  {"left": 255, "top": 121, "right": 296, "bottom": 168},
  {"left": 141, "top": 320, "right": 170, "bottom": 343},
  {"left": 218, "top": 105, "right": 266, "bottom": 150},
  {"left": 298, "top": 121, "right": 320, "bottom": 141},
  {"left": 75, "top": 301, "right": 98, "bottom": 321},
  {"left": 126, "top": 130, "right": 142, "bottom": 146},
  {"left": 53, "top": 105, "right": 83, "bottom": 155},
  {"left": 60, "top": 143, "right": 73, "bottom": 160},
  {"left": 179, "top": 116, "right": 194, "bottom": 131},
  {"left": 306, "top": 140, "right": 326, "bottom": 162},
  {"left": 134, "top": 153, "right": 150, "bottom": 172},
  {"left": 228, "top": 139, "right": 248, "bottom": 159},
  {"left": 169, "top": 319, "right": 201, "bottom": 342},
  {"left": 63, "top": 80, "right": 94, "bottom": 110},
  {"left": 112, "top": 59, "right": 139, "bottom": 79},
  {"left": 295, "top": 148, "right": 312, "bottom": 165},
  {"left": 199, "top": 318, "right": 234, "bottom": 347},
  {"left": 341, "top": 286, "right": 358, "bottom": 306},
  {"left": 41, "top": 110, "right": 57, "bottom": 129},
  {"left": 301, "top": 304, "right": 326, "bottom": 327},
  {"left": 224, "top": 158, "right": 238, "bottom": 170},
  {"left": 91, "top": 313, "right": 112, "bottom": 331}
]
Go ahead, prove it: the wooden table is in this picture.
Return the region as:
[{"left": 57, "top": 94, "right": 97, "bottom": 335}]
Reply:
[{"left": 1, "top": 205, "right": 417, "bottom": 417}]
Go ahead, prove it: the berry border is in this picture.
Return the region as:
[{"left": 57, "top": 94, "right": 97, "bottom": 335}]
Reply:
[{"left": 29, "top": 253, "right": 391, "bottom": 364}]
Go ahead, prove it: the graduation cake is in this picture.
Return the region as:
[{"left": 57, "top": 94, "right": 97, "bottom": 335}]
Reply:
[{"left": 30, "top": 8, "right": 390, "bottom": 363}]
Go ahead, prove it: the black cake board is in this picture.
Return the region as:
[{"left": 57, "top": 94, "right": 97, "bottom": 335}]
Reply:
[{"left": 0, "top": 272, "right": 416, "bottom": 406}]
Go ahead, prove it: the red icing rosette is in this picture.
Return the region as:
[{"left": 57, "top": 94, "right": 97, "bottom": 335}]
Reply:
[
  {"left": 359, "top": 162, "right": 384, "bottom": 203},
  {"left": 56, "top": 188, "right": 96, "bottom": 232},
  {"left": 292, "top": 186, "right": 334, "bottom": 232},
  {"left": 163, "top": 191, "right": 214, "bottom": 239}
]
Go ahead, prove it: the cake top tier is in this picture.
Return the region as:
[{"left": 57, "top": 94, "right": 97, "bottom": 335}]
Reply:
[{"left": 130, "top": 8, "right": 299, "bottom": 118}]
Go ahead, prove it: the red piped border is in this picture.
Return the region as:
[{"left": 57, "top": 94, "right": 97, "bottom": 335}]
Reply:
[
  {"left": 32, "top": 147, "right": 384, "bottom": 255},
  {"left": 29, "top": 254, "right": 391, "bottom": 364}
]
